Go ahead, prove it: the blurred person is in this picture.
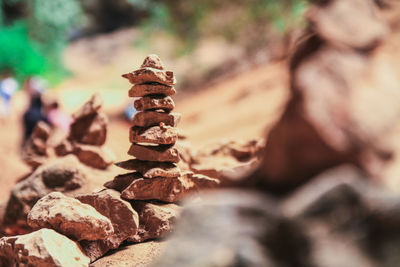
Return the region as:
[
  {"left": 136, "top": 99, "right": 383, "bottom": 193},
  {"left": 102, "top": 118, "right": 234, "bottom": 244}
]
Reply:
[
  {"left": 22, "top": 77, "right": 48, "bottom": 143},
  {"left": 43, "top": 98, "right": 72, "bottom": 133},
  {"left": 0, "top": 71, "right": 19, "bottom": 123}
]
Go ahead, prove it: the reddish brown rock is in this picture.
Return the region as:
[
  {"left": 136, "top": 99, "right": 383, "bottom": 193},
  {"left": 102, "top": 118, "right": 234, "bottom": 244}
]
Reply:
[
  {"left": 69, "top": 111, "right": 107, "bottom": 146},
  {"left": 72, "top": 93, "right": 103, "bottom": 119},
  {"left": 115, "top": 159, "right": 180, "bottom": 178},
  {"left": 128, "top": 84, "right": 176, "bottom": 97},
  {"left": 21, "top": 122, "right": 52, "bottom": 169},
  {"left": 104, "top": 172, "right": 143, "bottom": 192},
  {"left": 122, "top": 69, "right": 176, "bottom": 86},
  {"left": 134, "top": 95, "right": 175, "bottom": 112},
  {"left": 0, "top": 228, "right": 90, "bottom": 267},
  {"left": 128, "top": 144, "right": 180, "bottom": 163},
  {"left": 55, "top": 139, "right": 74, "bottom": 156},
  {"left": 74, "top": 144, "right": 115, "bottom": 169},
  {"left": 76, "top": 189, "right": 139, "bottom": 261},
  {"left": 129, "top": 202, "right": 181, "bottom": 243},
  {"left": 121, "top": 172, "right": 220, "bottom": 202},
  {"left": 132, "top": 111, "right": 181, "bottom": 128},
  {"left": 129, "top": 126, "right": 178, "bottom": 145},
  {"left": 141, "top": 54, "right": 165, "bottom": 70},
  {"left": 27, "top": 192, "right": 114, "bottom": 241}
]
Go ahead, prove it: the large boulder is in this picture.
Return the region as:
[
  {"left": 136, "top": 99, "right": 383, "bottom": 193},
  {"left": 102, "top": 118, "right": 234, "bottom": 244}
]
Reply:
[
  {"left": 0, "top": 228, "right": 90, "bottom": 267},
  {"left": 27, "top": 192, "right": 113, "bottom": 241}
]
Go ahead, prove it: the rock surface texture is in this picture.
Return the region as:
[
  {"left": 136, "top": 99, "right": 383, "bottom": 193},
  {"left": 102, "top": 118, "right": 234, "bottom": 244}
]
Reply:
[{"left": 0, "top": 228, "right": 90, "bottom": 267}]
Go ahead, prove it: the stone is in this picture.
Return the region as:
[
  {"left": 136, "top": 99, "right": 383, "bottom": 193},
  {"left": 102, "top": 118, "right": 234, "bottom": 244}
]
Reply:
[
  {"left": 69, "top": 112, "right": 107, "bottom": 146},
  {"left": 115, "top": 159, "right": 180, "bottom": 178},
  {"left": 0, "top": 228, "right": 90, "bottom": 267},
  {"left": 121, "top": 172, "right": 220, "bottom": 202},
  {"left": 129, "top": 202, "right": 181, "bottom": 242},
  {"left": 128, "top": 84, "right": 176, "bottom": 97},
  {"left": 32, "top": 121, "right": 51, "bottom": 141},
  {"left": 72, "top": 93, "right": 103, "bottom": 119},
  {"left": 73, "top": 144, "right": 115, "bottom": 169},
  {"left": 55, "top": 139, "right": 74, "bottom": 156},
  {"left": 141, "top": 54, "right": 165, "bottom": 70},
  {"left": 308, "top": 0, "right": 388, "bottom": 50},
  {"left": 128, "top": 144, "right": 180, "bottom": 163},
  {"left": 3, "top": 155, "right": 88, "bottom": 231},
  {"left": 132, "top": 111, "right": 181, "bottom": 128},
  {"left": 27, "top": 192, "right": 114, "bottom": 241},
  {"left": 122, "top": 69, "right": 176, "bottom": 86},
  {"left": 104, "top": 172, "right": 143, "bottom": 192},
  {"left": 129, "top": 126, "right": 178, "bottom": 145},
  {"left": 76, "top": 189, "right": 139, "bottom": 261},
  {"left": 134, "top": 95, "right": 175, "bottom": 112}
]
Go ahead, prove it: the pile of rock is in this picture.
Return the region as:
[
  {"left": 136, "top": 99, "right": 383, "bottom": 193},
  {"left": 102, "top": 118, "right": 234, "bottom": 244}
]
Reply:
[
  {"left": 105, "top": 54, "right": 219, "bottom": 242},
  {"left": 55, "top": 93, "right": 115, "bottom": 169},
  {"left": 21, "top": 122, "right": 52, "bottom": 169}
]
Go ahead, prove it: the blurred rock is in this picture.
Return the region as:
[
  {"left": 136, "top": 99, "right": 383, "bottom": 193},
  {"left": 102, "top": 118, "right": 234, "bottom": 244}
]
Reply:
[
  {"left": 27, "top": 192, "right": 113, "bottom": 241},
  {"left": 74, "top": 144, "right": 115, "bottom": 170},
  {"left": 122, "top": 69, "right": 176, "bottom": 86},
  {"left": 248, "top": 0, "right": 400, "bottom": 193},
  {"left": 76, "top": 189, "right": 139, "bottom": 262},
  {"left": 121, "top": 172, "right": 220, "bottom": 202},
  {"left": 0, "top": 228, "right": 90, "bottom": 267},
  {"left": 129, "top": 202, "right": 182, "bottom": 243},
  {"left": 2, "top": 155, "right": 113, "bottom": 234},
  {"left": 21, "top": 122, "right": 52, "bottom": 169}
]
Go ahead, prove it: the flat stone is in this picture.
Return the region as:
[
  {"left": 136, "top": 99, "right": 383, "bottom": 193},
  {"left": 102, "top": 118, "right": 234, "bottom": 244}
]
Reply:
[
  {"left": 129, "top": 84, "right": 176, "bottom": 97},
  {"left": 0, "top": 228, "right": 90, "bottom": 267},
  {"left": 72, "top": 93, "right": 103, "bottom": 119},
  {"left": 104, "top": 172, "right": 143, "bottom": 192},
  {"left": 76, "top": 189, "right": 139, "bottom": 262},
  {"left": 121, "top": 172, "right": 220, "bottom": 202},
  {"left": 132, "top": 112, "right": 181, "bottom": 128},
  {"left": 129, "top": 202, "right": 182, "bottom": 242},
  {"left": 134, "top": 95, "right": 175, "bottom": 112},
  {"left": 128, "top": 144, "right": 180, "bottom": 163},
  {"left": 69, "top": 113, "right": 107, "bottom": 146},
  {"left": 141, "top": 54, "right": 165, "bottom": 70},
  {"left": 27, "top": 192, "right": 114, "bottom": 241},
  {"left": 123, "top": 69, "right": 176, "bottom": 86},
  {"left": 115, "top": 159, "right": 180, "bottom": 178},
  {"left": 129, "top": 126, "right": 178, "bottom": 145},
  {"left": 74, "top": 144, "right": 115, "bottom": 169}
]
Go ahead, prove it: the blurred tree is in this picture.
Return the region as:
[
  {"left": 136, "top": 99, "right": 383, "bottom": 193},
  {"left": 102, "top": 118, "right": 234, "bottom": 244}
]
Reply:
[{"left": 0, "top": 0, "right": 83, "bottom": 84}]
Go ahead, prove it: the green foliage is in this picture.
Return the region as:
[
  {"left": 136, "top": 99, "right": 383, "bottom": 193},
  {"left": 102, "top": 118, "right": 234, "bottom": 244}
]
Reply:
[
  {"left": 130, "top": 0, "right": 308, "bottom": 53},
  {"left": 0, "top": 0, "right": 83, "bottom": 84}
]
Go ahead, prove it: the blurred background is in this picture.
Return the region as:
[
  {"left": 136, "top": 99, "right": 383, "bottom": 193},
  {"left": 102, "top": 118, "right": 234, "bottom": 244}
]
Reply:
[{"left": 0, "top": 0, "right": 305, "bottom": 193}]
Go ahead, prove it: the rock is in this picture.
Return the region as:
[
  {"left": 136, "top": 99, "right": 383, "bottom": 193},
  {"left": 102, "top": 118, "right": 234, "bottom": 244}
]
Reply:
[
  {"left": 74, "top": 144, "right": 115, "bottom": 169},
  {"left": 128, "top": 144, "right": 180, "bottom": 163},
  {"left": 27, "top": 192, "right": 114, "bottom": 241},
  {"left": 104, "top": 172, "right": 142, "bottom": 192},
  {"left": 132, "top": 112, "right": 181, "bottom": 128},
  {"left": 72, "top": 93, "right": 103, "bottom": 120},
  {"left": 90, "top": 241, "right": 167, "bottom": 267},
  {"left": 308, "top": 0, "right": 388, "bottom": 50},
  {"left": 129, "top": 126, "right": 178, "bottom": 145},
  {"left": 122, "top": 69, "right": 176, "bottom": 86},
  {"left": 0, "top": 228, "right": 90, "bottom": 267},
  {"left": 141, "top": 54, "right": 165, "bottom": 70},
  {"left": 134, "top": 95, "right": 175, "bottom": 112},
  {"left": 128, "top": 84, "right": 176, "bottom": 97},
  {"left": 121, "top": 172, "right": 220, "bottom": 202},
  {"left": 115, "top": 159, "right": 180, "bottom": 178},
  {"left": 55, "top": 139, "right": 74, "bottom": 156},
  {"left": 3, "top": 155, "right": 89, "bottom": 230},
  {"left": 155, "top": 190, "right": 283, "bottom": 267},
  {"left": 32, "top": 121, "right": 51, "bottom": 140},
  {"left": 76, "top": 189, "right": 139, "bottom": 261},
  {"left": 129, "top": 202, "right": 181, "bottom": 242},
  {"left": 69, "top": 112, "right": 107, "bottom": 146}
]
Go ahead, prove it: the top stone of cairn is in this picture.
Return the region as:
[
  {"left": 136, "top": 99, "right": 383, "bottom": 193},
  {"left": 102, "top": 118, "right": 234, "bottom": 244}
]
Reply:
[{"left": 141, "top": 54, "right": 164, "bottom": 70}]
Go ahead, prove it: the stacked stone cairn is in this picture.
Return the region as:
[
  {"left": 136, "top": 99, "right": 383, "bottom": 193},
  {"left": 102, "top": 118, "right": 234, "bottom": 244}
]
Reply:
[{"left": 105, "top": 54, "right": 220, "bottom": 242}]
